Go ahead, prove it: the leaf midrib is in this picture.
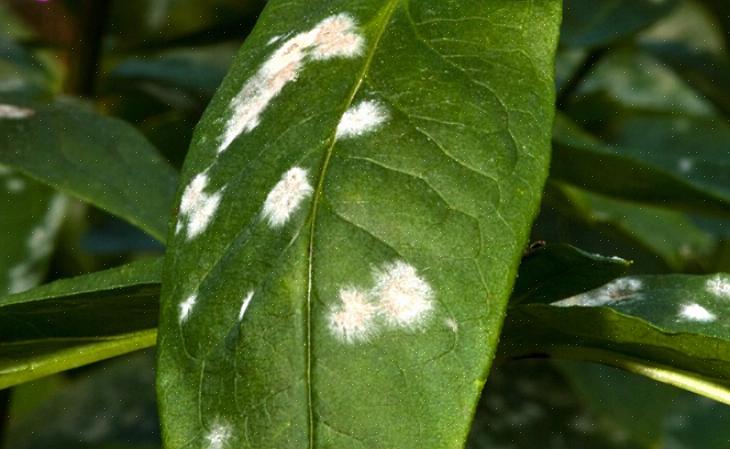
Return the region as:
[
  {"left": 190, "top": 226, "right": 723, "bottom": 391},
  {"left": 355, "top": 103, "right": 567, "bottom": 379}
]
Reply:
[{"left": 304, "top": 1, "right": 402, "bottom": 447}]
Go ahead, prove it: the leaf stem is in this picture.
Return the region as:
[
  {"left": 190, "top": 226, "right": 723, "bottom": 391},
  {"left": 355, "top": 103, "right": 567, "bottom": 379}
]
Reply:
[{"left": 65, "top": 0, "right": 111, "bottom": 96}]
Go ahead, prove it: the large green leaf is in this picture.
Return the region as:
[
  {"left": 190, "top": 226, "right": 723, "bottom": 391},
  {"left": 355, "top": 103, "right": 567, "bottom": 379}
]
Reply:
[
  {"left": 0, "top": 167, "right": 67, "bottom": 295},
  {"left": 551, "top": 114, "right": 730, "bottom": 216},
  {"left": 157, "top": 2, "right": 560, "bottom": 448},
  {"left": 502, "top": 274, "right": 730, "bottom": 403},
  {"left": 0, "top": 257, "right": 162, "bottom": 389},
  {"left": 0, "top": 101, "right": 179, "bottom": 241}
]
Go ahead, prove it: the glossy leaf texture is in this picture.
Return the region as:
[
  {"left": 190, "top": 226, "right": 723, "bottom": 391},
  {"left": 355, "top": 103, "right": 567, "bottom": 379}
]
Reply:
[
  {"left": 0, "top": 257, "right": 162, "bottom": 389},
  {"left": 0, "top": 167, "right": 67, "bottom": 295},
  {"left": 502, "top": 274, "right": 730, "bottom": 403},
  {"left": 0, "top": 101, "right": 179, "bottom": 241},
  {"left": 551, "top": 114, "right": 730, "bottom": 216},
  {"left": 157, "top": 1, "right": 560, "bottom": 448}
]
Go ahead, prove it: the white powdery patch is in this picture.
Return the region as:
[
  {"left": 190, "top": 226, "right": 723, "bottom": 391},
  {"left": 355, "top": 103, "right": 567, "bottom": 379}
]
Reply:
[
  {"left": 262, "top": 167, "right": 313, "bottom": 228},
  {"left": 179, "top": 293, "right": 198, "bottom": 322},
  {"left": 328, "top": 287, "right": 379, "bottom": 343},
  {"left": 178, "top": 172, "right": 223, "bottom": 239},
  {"left": 679, "top": 303, "right": 716, "bottom": 322},
  {"left": 553, "top": 277, "right": 643, "bottom": 307},
  {"left": 8, "top": 263, "right": 39, "bottom": 294},
  {"left": 218, "top": 13, "right": 364, "bottom": 153},
  {"left": 335, "top": 100, "right": 388, "bottom": 139},
  {"left": 6, "top": 177, "right": 25, "bottom": 193},
  {"left": 0, "top": 103, "right": 34, "bottom": 119},
  {"left": 205, "top": 422, "right": 232, "bottom": 449},
  {"left": 705, "top": 275, "right": 730, "bottom": 298},
  {"left": 444, "top": 317, "right": 458, "bottom": 333},
  {"left": 238, "top": 290, "right": 255, "bottom": 320},
  {"left": 678, "top": 157, "right": 694, "bottom": 173},
  {"left": 372, "top": 261, "right": 434, "bottom": 328}
]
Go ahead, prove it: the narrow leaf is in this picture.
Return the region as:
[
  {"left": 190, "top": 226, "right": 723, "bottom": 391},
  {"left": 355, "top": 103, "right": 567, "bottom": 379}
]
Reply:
[
  {"left": 0, "top": 257, "right": 162, "bottom": 389},
  {"left": 551, "top": 114, "right": 730, "bottom": 216},
  {"left": 502, "top": 274, "right": 730, "bottom": 403},
  {"left": 0, "top": 101, "right": 179, "bottom": 241},
  {"left": 158, "top": 2, "right": 561, "bottom": 448}
]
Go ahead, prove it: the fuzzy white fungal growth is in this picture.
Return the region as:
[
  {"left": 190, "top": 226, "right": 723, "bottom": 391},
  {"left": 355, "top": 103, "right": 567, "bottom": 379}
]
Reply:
[
  {"left": 179, "top": 293, "right": 197, "bottom": 322},
  {"left": 336, "top": 100, "right": 388, "bottom": 139},
  {"left": 705, "top": 275, "right": 730, "bottom": 298},
  {"left": 178, "top": 172, "right": 223, "bottom": 239},
  {"left": 262, "top": 167, "right": 313, "bottom": 227},
  {"left": 328, "top": 287, "right": 379, "bottom": 343},
  {"left": 239, "top": 290, "right": 255, "bottom": 320},
  {"left": 444, "top": 318, "right": 458, "bottom": 333},
  {"left": 0, "top": 103, "right": 34, "bottom": 119},
  {"left": 678, "top": 157, "right": 694, "bottom": 173},
  {"left": 553, "top": 277, "right": 643, "bottom": 307},
  {"left": 372, "top": 261, "right": 434, "bottom": 328},
  {"left": 679, "top": 303, "right": 716, "bottom": 322},
  {"left": 205, "top": 423, "right": 231, "bottom": 449},
  {"left": 6, "top": 177, "right": 25, "bottom": 193},
  {"left": 218, "top": 13, "right": 364, "bottom": 153}
]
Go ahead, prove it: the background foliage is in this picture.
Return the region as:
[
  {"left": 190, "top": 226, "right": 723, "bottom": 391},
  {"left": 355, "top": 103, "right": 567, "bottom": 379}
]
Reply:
[{"left": 0, "top": 0, "right": 728, "bottom": 448}]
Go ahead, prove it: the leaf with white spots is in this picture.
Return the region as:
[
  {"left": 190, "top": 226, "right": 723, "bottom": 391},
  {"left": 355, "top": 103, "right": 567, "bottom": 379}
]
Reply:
[
  {"left": 158, "top": 2, "right": 561, "bottom": 449},
  {"left": 0, "top": 257, "right": 162, "bottom": 389},
  {"left": 0, "top": 101, "right": 179, "bottom": 242},
  {"left": 502, "top": 273, "right": 730, "bottom": 404},
  {"left": 551, "top": 114, "right": 730, "bottom": 217}
]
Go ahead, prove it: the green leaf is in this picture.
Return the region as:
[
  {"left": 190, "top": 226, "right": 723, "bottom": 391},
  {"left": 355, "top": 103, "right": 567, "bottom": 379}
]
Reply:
[
  {"left": 0, "top": 257, "right": 162, "bottom": 389},
  {"left": 502, "top": 274, "right": 730, "bottom": 403},
  {"left": 511, "top": 243, "right": 630, "bottom": 306},
  {"left": 0, "top": 168, "right": 67, "bottom": 295},
  {"left": 157, "top": 2, "right": 561, "bottom": 448},
  {"left": 0, "top": 101, "right": 179, "bottom": 242},
  {"left": 642, "top": 43, "right": 730, "bottom": 117},
  {"left": 551, "top": 114, "right": 730, "bottom": 216},
  {"left": 560, "top": 0, "right": 677, "bottom": 48}
]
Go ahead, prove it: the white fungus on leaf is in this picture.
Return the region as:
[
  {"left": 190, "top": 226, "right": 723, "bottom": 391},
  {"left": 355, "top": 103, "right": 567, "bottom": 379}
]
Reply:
[
  {"left": 553, "top": 277, "right": 643, "bottom": 307},
  {"left": 336, "top": 100, "right": 388, "bottom": 139},
  {"left": 328, "top": 287, "right": 379, "bottom": 343},
  {"left": 178, "top": 172, "right": 223, "bottom": 240},
  {"left": 0, "top": 103, "right": 34, "bottom": 119},
  {"left": 705, "top": 275, "right": 730, "bottom": 299},
  {"left": 179, "top": 293, "right": 198, "bottom": 322},
  {"left": 262, "top": 166, "right": 313, "bottom": 228},
  {"left": 679, "top": 303, "right": 716, "bottom": 322},
  {"left": 205, "top": 422, "right": 231, "bottom": 449},
  {"left": 218, "top": 13, "right": 364, "bottom": 153},
  {"left": 372, "top": 260, "right": 434, "bottom": 328}
]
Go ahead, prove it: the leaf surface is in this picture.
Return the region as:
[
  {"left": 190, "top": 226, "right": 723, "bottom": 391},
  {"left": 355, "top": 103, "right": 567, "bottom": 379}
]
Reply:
[
  {"left": 0, "top": 258, "right": 162, "bottom": 389},
  {"left": 157, "top": 2, "right": 561, "bottom": 448},
  {"left": 0, "top": 101, "right": 179, "bottom": 241},
  {"left": 502, "top": 274, "right": 730, "bottom": 403}
]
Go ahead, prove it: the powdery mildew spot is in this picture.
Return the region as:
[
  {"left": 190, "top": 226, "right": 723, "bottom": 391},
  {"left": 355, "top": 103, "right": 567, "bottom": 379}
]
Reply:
[
  {"left": 8, "top": 263, "right": 37, "bottom": 294},
  {"left": 444, "top": 317, "right": 458, "bottom": 333},
  {"left": 705, "top": 275, "right": 730, "bottom": 298},
  {"left": 179, "top": 293, "right": 197, "bottom": 322},
  {"left": 328, "top": 287, "right": 379, "bottom": 343},
  {"left": 218, "top": 13, "right": 364, "bottom": 153},
  {"left": 372, "top": 261, "right": 434, "bottom": 328},
  {"left": 238, "top": 290, "right": 255, "bottom": 320},
  {"left": 6, "top": 177, "right": 25, "bottom": 193},
  {"left": 335, "top": 100, "right": 388, "bottom": 139},
  {"left": 178, "top": 172, "right": 223, "bottom": 239},
  {"left": 262, "top": 167, "right": 313, "bottom": 228},
  {"left": 0, "top": 103, "right": 34, "bottom": 119},
  {"left": 553, "top": 277, "right": 643, "bottom": 307},
  {"left": 679, "top": 303, "right": 716, "bottom": 322},
  {"left": 205, "top": 422, "right": 231, "bottom": 449},
  {"left": 678, "top": 157, "right": 694, "bottom": 173}
]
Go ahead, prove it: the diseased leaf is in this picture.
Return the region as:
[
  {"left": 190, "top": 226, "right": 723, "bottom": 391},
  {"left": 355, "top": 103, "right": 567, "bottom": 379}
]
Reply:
[
  {"left": 157, "top": 2, "right": 561, "bottom": 448},
  {"left": 0, "top": 101, "right": 179, "bottom": 242},
  {"left": 551, "top": 114, "right": 730, "bottom": 216},
  {"left": 502, "top": 274, "right": 730, "bottom": 403},
  {"left": 0, "top": 167, "right": 67, "bottom": 295},
  {"left": 511, "top": 243, "right": 630, "bottom": 306},
  {"left": 561, "top": 0, "right": 677, "bottom": 48},
  {"left": 0, "top": 257, "right": 162, "bottom": 389}
]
